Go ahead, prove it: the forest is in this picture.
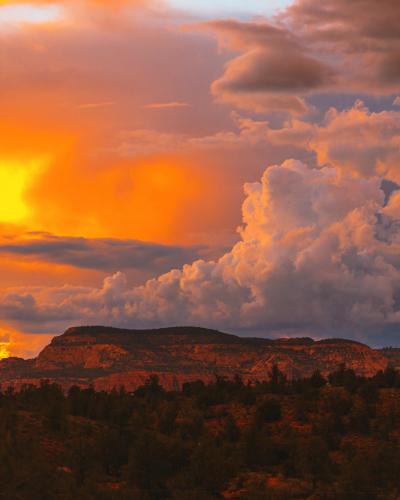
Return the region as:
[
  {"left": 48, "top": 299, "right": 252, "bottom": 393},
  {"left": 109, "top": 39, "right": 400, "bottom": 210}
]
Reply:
[{"left": 1, "top": 366, "right": 400, "bottom": 499}]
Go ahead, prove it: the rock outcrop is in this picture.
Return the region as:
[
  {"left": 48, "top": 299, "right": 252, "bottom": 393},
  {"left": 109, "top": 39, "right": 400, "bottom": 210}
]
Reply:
[{"left": 0, "top": 326, "right": 390, "bottom": 391}]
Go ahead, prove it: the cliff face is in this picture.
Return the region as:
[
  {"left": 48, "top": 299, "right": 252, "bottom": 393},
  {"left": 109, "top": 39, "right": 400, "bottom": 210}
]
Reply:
[{"left": 0, "top": 326, "right": 390, "bottom": 391}]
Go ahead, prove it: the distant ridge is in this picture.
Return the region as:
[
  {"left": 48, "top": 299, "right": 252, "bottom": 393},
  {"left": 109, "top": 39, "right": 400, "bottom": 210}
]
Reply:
[{"left": 0, "top": 326, "right": 391, "bottom": 391}]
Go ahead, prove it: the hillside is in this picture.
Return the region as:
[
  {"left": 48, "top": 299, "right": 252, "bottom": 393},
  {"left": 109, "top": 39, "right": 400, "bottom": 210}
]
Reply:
[
  {"left": 0, "top": 326, "right": 389, "bottom": 390},
  {"left": 0, "top": 367, "right": 400, "bottom": 498}
]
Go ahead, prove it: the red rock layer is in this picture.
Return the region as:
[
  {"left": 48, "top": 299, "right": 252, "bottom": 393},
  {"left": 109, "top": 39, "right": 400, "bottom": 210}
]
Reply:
[{"left": 0, "top": 326, "right": 389, "bottom": 391}]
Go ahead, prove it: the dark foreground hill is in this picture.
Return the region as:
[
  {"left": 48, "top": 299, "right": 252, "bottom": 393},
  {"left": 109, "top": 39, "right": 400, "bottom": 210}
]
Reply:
[{"left": 0, "top": 326, "right": 390, "bottom": 390}]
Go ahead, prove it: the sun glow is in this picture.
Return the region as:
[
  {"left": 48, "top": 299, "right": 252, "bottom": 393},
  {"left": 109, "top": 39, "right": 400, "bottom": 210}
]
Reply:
[
  {"left": 0, "top": 158, "right": 45, "bottom": 224},
  {"left": 27, "top": 157, "right": 204, "bottom": 243},
  {"left": 0, "top": 342, "right": 10, "bottom": 360}
]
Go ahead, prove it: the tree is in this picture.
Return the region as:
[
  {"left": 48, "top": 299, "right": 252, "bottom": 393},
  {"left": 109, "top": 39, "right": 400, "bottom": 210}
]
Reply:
[
  {"left": 255, "top": 398, "right": 282, "bottom": 424},
  {"left": 296, "top": 435, "right": 332, "bottom": 490}
]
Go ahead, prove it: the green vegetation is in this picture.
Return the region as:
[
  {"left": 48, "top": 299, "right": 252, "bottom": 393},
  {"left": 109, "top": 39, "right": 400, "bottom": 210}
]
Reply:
[{"left": 1, "top": 367, "right": 400, "bottom": 499}]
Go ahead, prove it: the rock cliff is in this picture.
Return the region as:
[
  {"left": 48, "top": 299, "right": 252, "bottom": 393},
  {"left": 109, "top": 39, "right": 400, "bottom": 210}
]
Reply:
[{"left": 0, "top": 326, "right": 390, "bottom": 391}]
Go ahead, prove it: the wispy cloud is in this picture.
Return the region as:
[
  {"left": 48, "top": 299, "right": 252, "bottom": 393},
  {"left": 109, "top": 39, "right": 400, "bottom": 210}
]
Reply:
[
  {"left": 77, "top": 101, "right": 115, "bottom": 110},
  {"left": 143, "top": 101, "right": 189, "bottom": 110}
]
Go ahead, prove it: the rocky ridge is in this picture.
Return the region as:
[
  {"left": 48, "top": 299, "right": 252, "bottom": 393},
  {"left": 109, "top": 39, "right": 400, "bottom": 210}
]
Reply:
[{"left": 0, "top": 326, "right": 391, "bottom": 391}]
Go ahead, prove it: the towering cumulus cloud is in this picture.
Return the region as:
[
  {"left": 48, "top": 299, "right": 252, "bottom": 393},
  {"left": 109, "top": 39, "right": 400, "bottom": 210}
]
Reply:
[
  {"left": 2, "top": 158, "right": 400, "bottom": 343},
  {"left": 268, "top": 103, "right": 400, "bottom": 181}
]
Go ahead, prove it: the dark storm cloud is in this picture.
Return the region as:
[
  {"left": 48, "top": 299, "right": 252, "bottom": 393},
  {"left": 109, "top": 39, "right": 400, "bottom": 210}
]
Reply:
[
  {"left": 287, "top": 0, "right": 400, "bottom": 43},
  {"left": 203, "top": 0, "right": 400, "bottom": 114},
  {"left": 203, "top": 19, "right": 335, "bottom": 113},
  {"left": 0, "top": 233, "right": 205, "bottom": 272},
  {"left": 207, "top": 19, "right": 335, "bottom": 92}
]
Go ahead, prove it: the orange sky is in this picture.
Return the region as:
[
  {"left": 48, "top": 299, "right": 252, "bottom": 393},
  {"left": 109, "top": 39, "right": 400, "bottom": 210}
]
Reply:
[
  {"left": 0, "top": 0, "right": 247, "bottom": 356},
  {"left": 1, "top": 0, "right": 400, "bottom": 356},
  {"left": 0, "top": 1, "right": 242, "bottom": 244}
]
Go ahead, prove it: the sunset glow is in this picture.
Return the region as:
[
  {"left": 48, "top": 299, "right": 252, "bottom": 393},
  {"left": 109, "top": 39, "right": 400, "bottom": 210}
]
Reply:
[
  {"left": 0, "top": 158, "right": 46, "bottom": 223},
  {"left": 1, "top": 2, "right": 400, "bottom": 496},
  {"left": 0, "top": 0, "right": 400, "bottom": 358},
  {"left": 0, "top": 340, "right": 10, "bottom": 359}
]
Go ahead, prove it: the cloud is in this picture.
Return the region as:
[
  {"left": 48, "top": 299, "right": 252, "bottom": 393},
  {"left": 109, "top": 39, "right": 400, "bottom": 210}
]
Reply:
[
  {"left": 77, "top": 101, "right": 115, "bottom": 109},
  {"left": 122, "top": 102, "right": 399, "bottom": 186},
  {"left": 143, "top": 101, "right": 189, "bottom": 110},
  {"left": 267, "top": 101, "right": 400, "bottom": 181},
  {"left": 203, "top": 19, "right": 334, "bottom": 114},
  {"left": 0, "top": 232, "right": 208, "bottom": 272},
  {"left": 287, "top": 0, "right": 400, "bottom": 44},
  {"left": 203, "top": 0, "right": 400, "bottom": 114},
  {"left": 3, "top": 158, "right": 400, "bottom": 344},
  {"left": 115, "top": 113, "right": 270, "bottom": 156}
]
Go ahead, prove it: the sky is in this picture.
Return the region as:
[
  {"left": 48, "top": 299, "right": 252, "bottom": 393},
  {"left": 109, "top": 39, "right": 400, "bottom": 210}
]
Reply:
[
  {"left": 167, "top": 0, "right": 293, "bottom": 17},
  {"left": 0, "top": 0, "right": 400, "bottom": 357}
]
